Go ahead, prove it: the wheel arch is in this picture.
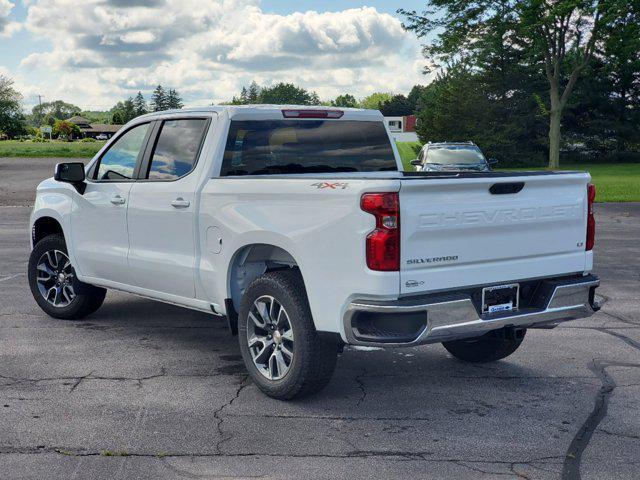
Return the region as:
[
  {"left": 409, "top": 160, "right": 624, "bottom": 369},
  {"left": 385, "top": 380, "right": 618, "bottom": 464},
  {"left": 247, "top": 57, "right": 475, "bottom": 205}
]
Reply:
[
  {"left": 31, "top": 214, "right": 65, "bottom": 247},
  {"left": 226, "top": 243, "right": 303, "bottom": 315}
]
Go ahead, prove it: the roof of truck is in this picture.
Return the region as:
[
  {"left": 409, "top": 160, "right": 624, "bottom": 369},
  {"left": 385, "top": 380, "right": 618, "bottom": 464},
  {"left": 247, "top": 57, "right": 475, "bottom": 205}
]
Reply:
[
  {"left": 167, "top": 104, "right": 375, "bottom": 112},
  {"left": 139, "top": 105, "right": 383, "bottom": 120}
]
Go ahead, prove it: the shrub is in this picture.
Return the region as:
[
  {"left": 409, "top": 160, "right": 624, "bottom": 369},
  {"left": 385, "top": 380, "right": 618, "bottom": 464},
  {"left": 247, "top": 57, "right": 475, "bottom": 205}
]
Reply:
[{"left": 81, "top": 137, "right": 97, "bottom": 143}]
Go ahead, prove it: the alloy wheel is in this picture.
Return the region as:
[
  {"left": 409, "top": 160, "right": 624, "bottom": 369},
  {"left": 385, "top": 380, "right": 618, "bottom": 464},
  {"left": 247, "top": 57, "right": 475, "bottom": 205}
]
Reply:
[
  {"left": 246, "top": 295, "right": 294, "bottom": 380},
  {"left": 35, "top": 250, "right": 76, "bottom": 307}
]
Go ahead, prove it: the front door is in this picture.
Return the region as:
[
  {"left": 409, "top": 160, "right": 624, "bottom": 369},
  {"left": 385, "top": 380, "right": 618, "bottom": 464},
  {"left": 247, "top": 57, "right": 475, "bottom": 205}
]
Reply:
[
  {"left": 126, "top": 117, "right": 210, "bottom": 298},
  {"left": 71, "top": 122, "right": 152, "bottom": 285}
]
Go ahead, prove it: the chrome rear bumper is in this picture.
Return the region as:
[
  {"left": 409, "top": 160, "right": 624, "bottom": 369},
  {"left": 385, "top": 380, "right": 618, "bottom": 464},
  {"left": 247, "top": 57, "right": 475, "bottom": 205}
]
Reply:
[{"left": 343, "top": 275, "right": 599, "bottom": 347}]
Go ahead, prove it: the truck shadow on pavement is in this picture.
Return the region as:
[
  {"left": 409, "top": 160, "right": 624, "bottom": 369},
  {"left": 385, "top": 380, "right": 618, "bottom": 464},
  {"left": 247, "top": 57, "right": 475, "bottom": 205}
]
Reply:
[{"left": 86, "top": 292, "right": 549, "bottom": 409}]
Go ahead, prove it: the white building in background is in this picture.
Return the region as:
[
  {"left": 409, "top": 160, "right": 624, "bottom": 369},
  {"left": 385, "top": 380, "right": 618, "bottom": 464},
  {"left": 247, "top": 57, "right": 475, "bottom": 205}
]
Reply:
[{"left": 384, "top": 115, "right": 419, "bottom": 142}]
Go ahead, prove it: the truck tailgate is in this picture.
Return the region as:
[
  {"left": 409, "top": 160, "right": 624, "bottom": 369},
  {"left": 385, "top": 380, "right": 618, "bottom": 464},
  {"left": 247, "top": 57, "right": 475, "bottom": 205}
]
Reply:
[{"left": 399, "top": 173, "right": 591, "bottom": 295}]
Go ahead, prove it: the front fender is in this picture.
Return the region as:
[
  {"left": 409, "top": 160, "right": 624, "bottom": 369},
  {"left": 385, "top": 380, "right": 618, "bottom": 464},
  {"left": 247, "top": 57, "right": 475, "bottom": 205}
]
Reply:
[{"left": 30, "top": 180, "right": 80, "bottom": 271}]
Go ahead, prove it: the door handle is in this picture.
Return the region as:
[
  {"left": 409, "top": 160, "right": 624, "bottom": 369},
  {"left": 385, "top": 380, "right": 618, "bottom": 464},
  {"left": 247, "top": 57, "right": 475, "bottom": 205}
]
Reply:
[
  {"left": 110, "top": 195, "right": 126, "bottom": 205},
  {"left": 171, "top": 197, "right": 190, "bottom": 208}
]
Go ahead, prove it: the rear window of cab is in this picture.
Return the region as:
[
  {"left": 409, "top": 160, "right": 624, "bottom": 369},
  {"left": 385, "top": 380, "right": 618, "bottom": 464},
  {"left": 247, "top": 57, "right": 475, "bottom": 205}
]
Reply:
[{"left": 221, "top": 120, "right": 397, "bottom": 176}]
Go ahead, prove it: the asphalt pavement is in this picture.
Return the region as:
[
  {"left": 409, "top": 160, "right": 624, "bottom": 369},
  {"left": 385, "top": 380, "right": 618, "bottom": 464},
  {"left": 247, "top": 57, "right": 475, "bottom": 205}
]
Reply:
[{"left": 1, "top": 157, "right": 639, "bottom": 479}]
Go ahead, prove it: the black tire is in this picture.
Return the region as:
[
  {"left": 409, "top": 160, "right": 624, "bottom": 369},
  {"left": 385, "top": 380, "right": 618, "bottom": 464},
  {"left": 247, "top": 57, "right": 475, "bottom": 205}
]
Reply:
[
  {"left": 442, "top": 328, "right": 527, "bottom": 363},
  {"left": 238, "top": 269, "right": 339, "bottom": 400},
  {"left": 28, "top": 234, "right": 106, "bottom": 320}
]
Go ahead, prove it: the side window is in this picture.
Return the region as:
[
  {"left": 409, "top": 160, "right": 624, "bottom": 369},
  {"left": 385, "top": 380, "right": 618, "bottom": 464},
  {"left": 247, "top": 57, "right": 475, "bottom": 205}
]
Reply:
[
  {"left": 146, "top": 119, "right": 208, "bottom": 180},
  {"left": 95, "top": 123, "right": 150, "bottom": 181}
]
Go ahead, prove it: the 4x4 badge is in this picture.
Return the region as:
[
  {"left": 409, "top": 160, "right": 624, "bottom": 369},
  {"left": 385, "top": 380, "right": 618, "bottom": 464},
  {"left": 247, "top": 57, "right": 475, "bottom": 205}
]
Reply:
[{"left": 310, "top": 182, "right": 349, "bottom": 190}]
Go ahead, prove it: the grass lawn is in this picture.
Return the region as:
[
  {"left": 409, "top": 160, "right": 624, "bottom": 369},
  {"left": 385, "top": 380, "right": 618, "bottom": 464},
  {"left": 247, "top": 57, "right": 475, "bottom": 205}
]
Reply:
[
  {"left": 396, "top": 141, "right": 640, "bottom": 202},
  {"left": 396, "top": 141, "right": 422, "bottom": 170},
  {"left": 0, "top": 140, "right": 106, "bottom": 158}
]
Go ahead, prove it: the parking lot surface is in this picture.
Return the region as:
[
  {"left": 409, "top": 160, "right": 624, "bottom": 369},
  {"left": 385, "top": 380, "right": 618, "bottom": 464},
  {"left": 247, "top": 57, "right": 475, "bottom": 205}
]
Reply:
[{"left": 1, "top": 157, "right": 639, "bottom": 479}]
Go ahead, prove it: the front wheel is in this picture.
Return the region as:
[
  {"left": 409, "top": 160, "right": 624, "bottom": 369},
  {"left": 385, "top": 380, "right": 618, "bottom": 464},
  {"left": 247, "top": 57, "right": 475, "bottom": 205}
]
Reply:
[
  {"left": 28, "top": 234, "right": 106, "bottom": 319},
  {"left": 238, "top": 270, "right": 338, "bottom": 400},
  {"left": 442, "top": 328, "right": 526, "bottom": 363}
]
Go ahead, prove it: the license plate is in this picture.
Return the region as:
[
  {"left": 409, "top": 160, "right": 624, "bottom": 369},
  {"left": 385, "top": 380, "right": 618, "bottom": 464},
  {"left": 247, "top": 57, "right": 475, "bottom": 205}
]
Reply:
[{"left": 482, "top": 284, "right": 519, "bottom": 315}]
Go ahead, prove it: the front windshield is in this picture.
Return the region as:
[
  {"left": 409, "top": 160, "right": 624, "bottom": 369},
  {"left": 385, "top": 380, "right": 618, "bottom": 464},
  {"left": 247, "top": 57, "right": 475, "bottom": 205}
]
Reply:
[{"left": 426, "top": 146, "right": 486, "bottom": 165}]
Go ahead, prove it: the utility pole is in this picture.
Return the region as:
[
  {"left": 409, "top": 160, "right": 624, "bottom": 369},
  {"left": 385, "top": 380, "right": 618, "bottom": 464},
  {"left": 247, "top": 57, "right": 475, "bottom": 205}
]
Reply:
[{"left": 36, "top": 95, "right": 44, "bottom": 127}]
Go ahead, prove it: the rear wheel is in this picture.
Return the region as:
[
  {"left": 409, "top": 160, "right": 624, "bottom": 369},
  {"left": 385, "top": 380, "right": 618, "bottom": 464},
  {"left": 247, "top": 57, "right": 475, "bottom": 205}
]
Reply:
[
  {"left": 442, "top": 328, "right": 526, "bottom": 363},
  {"left": 28, "top": 234, "right": 106, "bottom": 319},
  {"left": 238, "top": 270, "right": 339, "bottom": 400}
]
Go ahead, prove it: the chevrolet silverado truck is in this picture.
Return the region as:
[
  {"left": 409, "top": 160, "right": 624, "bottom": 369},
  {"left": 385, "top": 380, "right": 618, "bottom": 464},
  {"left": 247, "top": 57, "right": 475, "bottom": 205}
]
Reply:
[{"left": 28, "top": 105, "right": 600, "bottom": 399}]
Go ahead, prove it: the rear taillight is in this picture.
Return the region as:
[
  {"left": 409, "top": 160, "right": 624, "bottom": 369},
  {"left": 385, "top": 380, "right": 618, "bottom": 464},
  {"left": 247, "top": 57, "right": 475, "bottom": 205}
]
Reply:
[
  {"left": 586, "top": 183, "right": 596, "bottom": 251},
  {"left": 361, "top": 193, "right": 400, "bottom": 271}
]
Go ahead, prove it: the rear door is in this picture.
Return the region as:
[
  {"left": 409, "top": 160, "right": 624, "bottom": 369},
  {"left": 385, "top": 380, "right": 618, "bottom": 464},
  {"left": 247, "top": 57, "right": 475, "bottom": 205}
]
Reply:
[
  {"left": 399, "top": 173, "right": 590, "bottom": 295},
  {"left": 126, "top": 116, "right": 211, "bottom": 298}
]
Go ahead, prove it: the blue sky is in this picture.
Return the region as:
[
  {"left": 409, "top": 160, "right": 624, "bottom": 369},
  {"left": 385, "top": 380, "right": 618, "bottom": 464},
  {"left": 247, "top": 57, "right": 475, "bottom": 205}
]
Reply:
[
  {"left": 264, "top": 1, "right": 425, "bottom": 15},
  {"left": 0, "top": 1, "right": 431, "bottom": 110}
]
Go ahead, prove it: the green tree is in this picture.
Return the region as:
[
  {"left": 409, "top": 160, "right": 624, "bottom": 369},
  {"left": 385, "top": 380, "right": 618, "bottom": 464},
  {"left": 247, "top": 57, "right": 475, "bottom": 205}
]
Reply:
[
  {"left": 416, "top": 66, "right": 485, "bottom": 142},
  {"left": 166, "top": 89, "right": 184, "bottom": 109},
  {"left": 415, "top": 63, "right": 547, "bottom": 166},
  {"left": 80, "top": 111, "right": 111, "bottom": 123},
  {"left": 407, "top": 85, "right": 428, "bottom": 113},
  {"left": 31, "top": 100, "right": 81, "bottom": 126},
  {"left": 258, "top": 83, "right": 314, "bottom": 105},
  {"left": 230, "top": 83, "right": 259, "bottom": 104},
  {"left": 151, "top": 85, "right": 167, "bottom": 111},
  {"left": 229, "top": 94, "right": 244, "bottom": 105},
  {"left": 111, "top": 110, "right": 125, "bottom": 125},
  {"left": 332, "top": 94, "right": 358, "bottom": 108},
  {"left": 247, "top": 81, "right": 261, "bottom": 103},
  {"left": 236, "top": 86, "right": 249, "bottom": 104},
  {"left": 563, "top": 7, "right": 640, "bottom": 160},
  {"left": 359, "top": 92, "right": 393, "bottom": 110},
  {"left": 309, "top": 91, "right": 321, "bottom": 105},
  {"left": 229, "top": 82, "right": 320, "bottom": 105},
  {"left": 53, "top": 119, "right": 80, "bottom": 141},
  {"left": 0, "top": 75, "right": 27, "bottom": 138},
  {"left": 110, "top": 97, "right": 137, "bottom": 124},
  {"left": 379, "top": 94, "right": 413, "bottom": 116},
  {"left": 400, "top": 0, "right": 630, "bottom": 168},
  {"left": 123, "top": 98, "right": 136, "bottom": 121},
  {"left": 133, "top": 91, "right": 148, "bottom": 116}
]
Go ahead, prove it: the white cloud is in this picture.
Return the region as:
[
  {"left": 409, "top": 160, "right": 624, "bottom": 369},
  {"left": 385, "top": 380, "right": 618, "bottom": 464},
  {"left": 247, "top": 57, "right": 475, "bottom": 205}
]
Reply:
[
  {"left": 118, "top": 31, "right": 157, "bottom": 45},
  {"left": 16, "top": 0, "right": 428, "bottom": 109},
  {"left": 0, "top": 0, "right": 21, "bottom": 37}
]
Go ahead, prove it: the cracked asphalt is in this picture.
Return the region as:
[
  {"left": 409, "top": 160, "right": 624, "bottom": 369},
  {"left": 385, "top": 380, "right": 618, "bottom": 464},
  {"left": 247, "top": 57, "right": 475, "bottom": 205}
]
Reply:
[{"left": 1, "top": 157, "right": 639, "bottom": 479}]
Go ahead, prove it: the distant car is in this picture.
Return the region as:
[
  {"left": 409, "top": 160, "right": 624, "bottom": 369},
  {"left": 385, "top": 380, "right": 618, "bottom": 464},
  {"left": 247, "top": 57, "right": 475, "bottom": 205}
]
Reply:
[
  {"left": 411, "top": 142, "right": 498, "bottom": 172},
  {"left": 95, "top": 134, "right": 108, "bottom": 141}
]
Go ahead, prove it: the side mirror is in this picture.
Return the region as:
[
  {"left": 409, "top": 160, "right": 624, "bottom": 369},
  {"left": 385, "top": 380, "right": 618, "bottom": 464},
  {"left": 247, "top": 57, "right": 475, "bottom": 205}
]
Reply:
[
  {"left": 410, "top": 159, "right": 422, "bottom": 166},
  {"left": 54, "top": 162, "right": 86, "bottom": 193},
  {"left": 487, "top": 158, "right": 499, "bottom": 165}
]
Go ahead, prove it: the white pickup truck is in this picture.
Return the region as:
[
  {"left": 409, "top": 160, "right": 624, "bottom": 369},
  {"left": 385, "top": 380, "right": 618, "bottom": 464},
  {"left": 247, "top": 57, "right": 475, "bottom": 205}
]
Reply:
[{"left": 28, "top": 106, "right": 600, "bottom": 399}]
